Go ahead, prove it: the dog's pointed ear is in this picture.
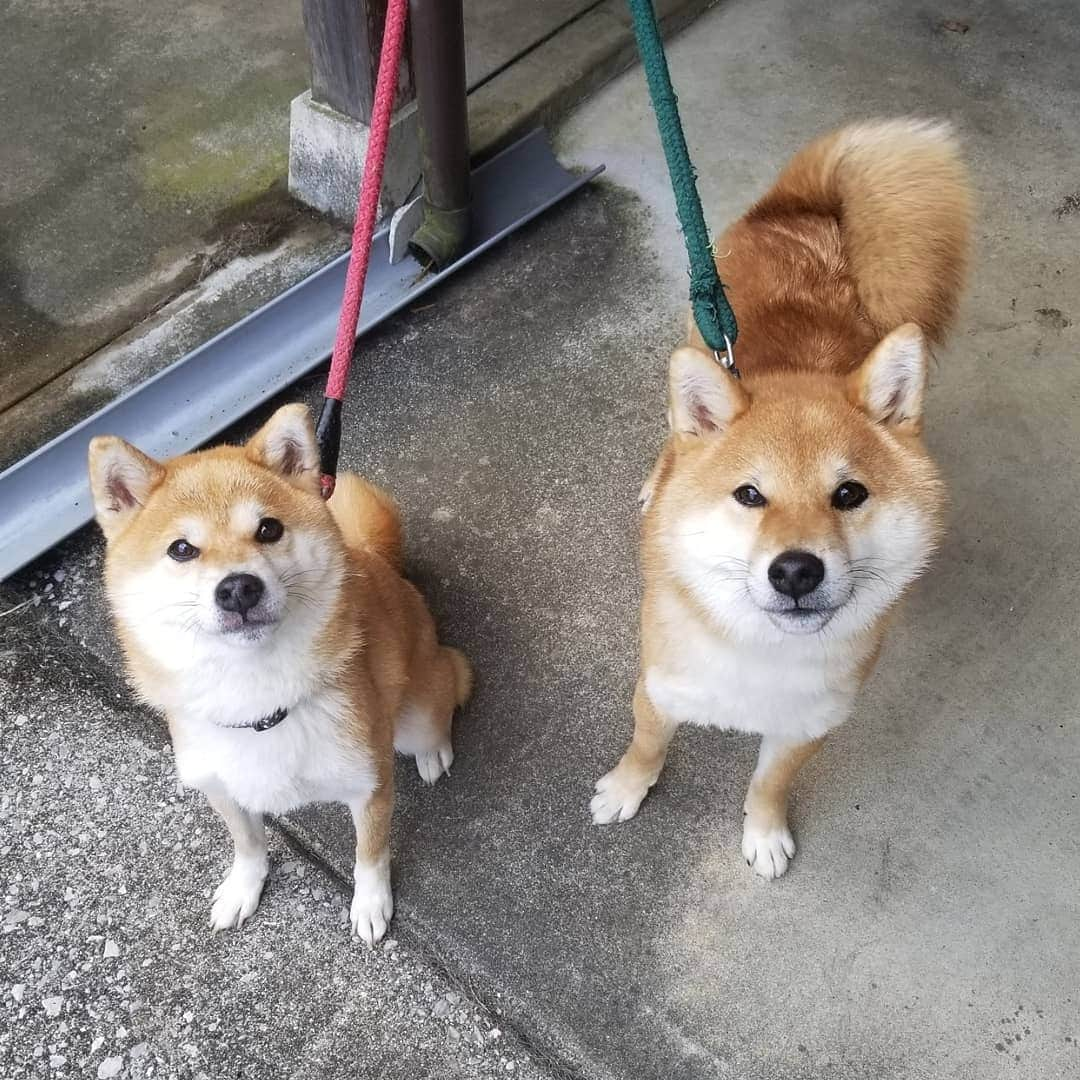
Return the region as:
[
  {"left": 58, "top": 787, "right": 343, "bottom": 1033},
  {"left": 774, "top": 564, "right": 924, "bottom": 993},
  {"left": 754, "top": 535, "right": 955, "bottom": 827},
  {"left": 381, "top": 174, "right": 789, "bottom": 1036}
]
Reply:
[
  {"left": 849, "top": 323, "right": 928, "bottom": 431},
  {"left": 88, "top": 436, "right": 165, "bottom": 540},
  {"left": 246, "top": 404, "right": 320, "bottom": 493},
  {"left": 668, "top": 346, "right": 748, "bottom": 437}
]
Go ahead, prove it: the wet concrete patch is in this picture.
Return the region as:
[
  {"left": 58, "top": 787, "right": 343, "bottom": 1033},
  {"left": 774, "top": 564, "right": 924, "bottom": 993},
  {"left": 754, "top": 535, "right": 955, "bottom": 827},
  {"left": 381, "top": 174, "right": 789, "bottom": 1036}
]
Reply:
[{"left": 0, "top": 1, "right": 311, "bottom": 413}]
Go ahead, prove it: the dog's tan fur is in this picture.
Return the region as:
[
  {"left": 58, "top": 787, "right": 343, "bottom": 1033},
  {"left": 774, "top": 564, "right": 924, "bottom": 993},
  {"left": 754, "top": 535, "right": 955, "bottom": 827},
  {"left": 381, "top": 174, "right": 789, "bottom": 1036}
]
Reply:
[
  {"left": 594, "top": 120, "right": 971, "bottom": 878},
  {"left": 89, "top": 405, "right": 469, "bottom": 941}
]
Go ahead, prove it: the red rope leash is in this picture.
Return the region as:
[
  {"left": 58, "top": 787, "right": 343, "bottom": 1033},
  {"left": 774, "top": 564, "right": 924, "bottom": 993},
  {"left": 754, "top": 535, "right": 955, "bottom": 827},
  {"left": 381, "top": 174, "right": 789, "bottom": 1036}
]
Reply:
[{"left": 316, "top": 0, "right": 410, "bottom": 500}]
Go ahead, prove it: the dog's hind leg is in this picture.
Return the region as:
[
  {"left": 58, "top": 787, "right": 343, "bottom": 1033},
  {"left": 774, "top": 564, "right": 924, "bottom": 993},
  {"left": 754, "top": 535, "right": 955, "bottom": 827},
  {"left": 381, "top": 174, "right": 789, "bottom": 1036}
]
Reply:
[
  {"left": 591, "top": 677, "right": 677, "bottom": 825},
  {"left": 741, "top": 734, "right": 824, "bottom": 880},
  {"left": 205, "top": 790, "right": 268, "bottom": 932},
  {"left": 394, "top": 646, "right": 470, "bottom": 784}
]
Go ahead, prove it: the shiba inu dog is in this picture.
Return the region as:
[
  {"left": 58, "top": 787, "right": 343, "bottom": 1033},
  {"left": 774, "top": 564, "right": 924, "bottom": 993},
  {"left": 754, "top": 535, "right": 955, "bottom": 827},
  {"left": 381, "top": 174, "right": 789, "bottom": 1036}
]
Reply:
[
  {"left": 88, "top": 404, "right": 471, "bottom": 942},
  {"left": 592, "top": 120, "right": 971, "bottom": 878}
]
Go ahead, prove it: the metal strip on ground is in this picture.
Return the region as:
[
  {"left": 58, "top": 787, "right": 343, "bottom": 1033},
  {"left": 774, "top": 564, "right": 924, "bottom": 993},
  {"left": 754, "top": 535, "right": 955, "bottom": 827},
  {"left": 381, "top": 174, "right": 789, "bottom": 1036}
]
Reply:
[{"left": 0, "top": 130, "right": 603, "bottom": 579}]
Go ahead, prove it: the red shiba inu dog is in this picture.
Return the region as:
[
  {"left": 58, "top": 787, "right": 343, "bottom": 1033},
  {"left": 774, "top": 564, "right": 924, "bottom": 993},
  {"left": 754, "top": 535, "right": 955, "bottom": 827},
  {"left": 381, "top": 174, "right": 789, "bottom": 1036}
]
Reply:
[
  {"left": 89, "top": 405, "right": 471, "bottom": 942},
  {"left": 592, "top": 120, "right": 971, "bottom": 878}
]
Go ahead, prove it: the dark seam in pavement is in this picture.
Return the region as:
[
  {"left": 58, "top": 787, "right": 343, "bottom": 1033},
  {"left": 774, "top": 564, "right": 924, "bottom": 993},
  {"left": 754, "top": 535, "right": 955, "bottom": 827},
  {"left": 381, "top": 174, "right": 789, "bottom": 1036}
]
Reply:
[
  {"left": 465, "top": 0, "right": 609, "bottom": 95},
  {"left": 2, "top": 600, "right": 584, "bottom": 1078},
  {"left": 0, "top": 262, "right": 227, "bottom": 416},
  {"left": 273, "top": 815, "right": 590, "bottom": 1080},
  {"left": 1, "top": 602, "right": 138, "bottom": 713},
  {"left": 2, "top": 189, "right": 322, "bottom": 416}
]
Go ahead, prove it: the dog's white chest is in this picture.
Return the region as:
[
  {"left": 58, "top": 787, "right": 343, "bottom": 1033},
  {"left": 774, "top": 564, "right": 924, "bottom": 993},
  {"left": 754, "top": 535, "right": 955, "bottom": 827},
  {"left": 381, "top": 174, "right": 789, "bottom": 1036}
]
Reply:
[
  {"left": 644, "top": 617, "right": 857, "bottom": 741},
  {"left": 173, "top": 693, "right": 375, "bottom": 815}
]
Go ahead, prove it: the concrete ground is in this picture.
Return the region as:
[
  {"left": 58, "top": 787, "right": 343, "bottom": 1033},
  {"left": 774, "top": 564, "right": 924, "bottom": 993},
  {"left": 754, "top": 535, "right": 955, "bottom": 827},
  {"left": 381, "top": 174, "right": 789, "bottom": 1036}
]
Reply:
[
  {"left": 0, "top": 0, "right": 317, "bottom": 414},
  {"left": 0, "top": 630, "right": 547, "bottom": 1080},
  {"left": 4, "top": 1, "right": 1080, "bottom": 1078}
]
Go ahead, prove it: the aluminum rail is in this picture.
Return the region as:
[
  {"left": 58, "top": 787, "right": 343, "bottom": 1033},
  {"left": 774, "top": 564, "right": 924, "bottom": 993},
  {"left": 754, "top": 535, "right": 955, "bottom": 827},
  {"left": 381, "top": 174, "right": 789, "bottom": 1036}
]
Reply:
[{"left": 0, "top": 129, "right": 602, "bottom": 579}]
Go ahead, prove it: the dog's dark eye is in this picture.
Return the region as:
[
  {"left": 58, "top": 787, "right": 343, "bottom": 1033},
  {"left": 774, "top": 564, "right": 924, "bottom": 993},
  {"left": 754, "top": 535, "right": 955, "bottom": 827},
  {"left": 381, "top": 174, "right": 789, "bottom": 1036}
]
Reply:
[
  {"left": 167, "top": 539, "right": 199, "bottom": 562},
  {"left": 733, "top": 485, "right": 767, "bottom": 508},
  {"left": 832, "top": 481, "right": 869, "bottom": 510},
  {"left": 255, "top": 517, "right": 284, "bottom": 543}
]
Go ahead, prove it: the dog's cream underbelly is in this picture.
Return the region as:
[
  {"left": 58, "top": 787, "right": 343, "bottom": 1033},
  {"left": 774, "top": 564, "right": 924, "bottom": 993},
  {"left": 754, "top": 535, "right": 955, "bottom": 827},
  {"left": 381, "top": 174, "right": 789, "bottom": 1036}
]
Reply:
[
  {"left": 644, "top": 641, "right": 857, "bottom": 741},
  {"left": 173, "top": 694, "right": 375, "bottom": 815}
]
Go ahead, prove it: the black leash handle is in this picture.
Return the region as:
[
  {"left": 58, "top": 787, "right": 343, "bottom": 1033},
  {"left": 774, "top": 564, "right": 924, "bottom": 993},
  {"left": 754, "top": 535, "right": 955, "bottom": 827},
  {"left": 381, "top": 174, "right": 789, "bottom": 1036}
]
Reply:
[{"left": 316, "top": 396, "right": 342, "bottom": 500}]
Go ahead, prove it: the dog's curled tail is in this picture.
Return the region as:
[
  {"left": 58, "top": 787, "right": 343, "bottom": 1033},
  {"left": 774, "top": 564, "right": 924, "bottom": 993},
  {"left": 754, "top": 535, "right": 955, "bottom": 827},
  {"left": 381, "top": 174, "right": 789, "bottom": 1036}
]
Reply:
[
  {"left": 755, "top": 118, "right": 972, "bottom": 343},
  {"left": 444, "top": 646, "right": 473, "bottom": 707},
  {"left": 327, "top": 472, "right": 404, "bottom": 571}
]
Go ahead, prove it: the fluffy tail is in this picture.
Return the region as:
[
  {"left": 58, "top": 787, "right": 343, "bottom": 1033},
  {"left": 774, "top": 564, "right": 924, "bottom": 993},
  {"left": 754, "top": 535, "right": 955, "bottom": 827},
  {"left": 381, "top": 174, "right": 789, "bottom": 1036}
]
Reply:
[
  {"left": 752, "top": 118, "right": 972, "bottom": 343},
  {"left": 443, "top": 646, "right": 473, "bottom": 707},
  {"left": 327, "top": 472, "right": 404, "bottom": 570}
]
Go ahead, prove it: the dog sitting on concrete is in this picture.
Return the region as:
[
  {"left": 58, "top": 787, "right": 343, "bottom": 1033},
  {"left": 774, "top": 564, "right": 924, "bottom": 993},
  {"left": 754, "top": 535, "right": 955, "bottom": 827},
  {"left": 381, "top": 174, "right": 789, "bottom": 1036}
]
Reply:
[{"left": 89, "top": 404, "right": 471, "bottom": 942}]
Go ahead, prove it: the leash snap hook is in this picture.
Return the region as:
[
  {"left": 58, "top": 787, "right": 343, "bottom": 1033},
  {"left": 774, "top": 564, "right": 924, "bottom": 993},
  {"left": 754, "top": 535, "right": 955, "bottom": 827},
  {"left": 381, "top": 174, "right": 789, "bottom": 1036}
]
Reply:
[{"left": 713, "top": 334, "right": 739, "bottom": 380}]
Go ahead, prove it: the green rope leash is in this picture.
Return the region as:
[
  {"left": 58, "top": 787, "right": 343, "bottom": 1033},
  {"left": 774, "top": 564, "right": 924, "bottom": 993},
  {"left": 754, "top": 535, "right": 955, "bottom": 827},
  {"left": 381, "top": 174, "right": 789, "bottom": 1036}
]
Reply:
[{"left": 625, "top": 0, "right": 738, "bottom": 364}]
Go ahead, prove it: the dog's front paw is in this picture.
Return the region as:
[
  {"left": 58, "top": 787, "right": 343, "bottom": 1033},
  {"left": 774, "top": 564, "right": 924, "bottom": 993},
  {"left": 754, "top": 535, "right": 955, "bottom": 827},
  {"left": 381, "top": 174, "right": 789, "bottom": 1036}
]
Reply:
[
  {"left": 591, "top": 764, "right": 652, "bottom": 825},
  {"left": 209, "top": 861, "right": 267, "bottom": 931},
  {"left": 741, "top": 817, "right": 795, "bottom": 880},
  {"left": 350, "top": 866, "right": 394, "bottom": 946},
  {"left": 415, "top": 742, "right": 454, "bottom": 785}
]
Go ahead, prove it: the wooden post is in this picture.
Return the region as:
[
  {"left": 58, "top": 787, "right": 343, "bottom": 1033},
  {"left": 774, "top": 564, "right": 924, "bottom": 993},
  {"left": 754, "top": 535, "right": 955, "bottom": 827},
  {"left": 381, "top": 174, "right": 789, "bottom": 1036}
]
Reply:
[{"left": 301, "top": 0, "right": 413, "bottom": 123}]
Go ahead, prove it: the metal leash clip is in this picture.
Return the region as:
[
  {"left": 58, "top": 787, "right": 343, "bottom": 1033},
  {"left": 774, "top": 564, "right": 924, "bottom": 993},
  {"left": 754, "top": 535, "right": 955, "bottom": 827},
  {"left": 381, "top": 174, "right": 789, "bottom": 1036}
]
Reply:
[{"left": 713, "top": 334, "right": 740, "bottom": 380}]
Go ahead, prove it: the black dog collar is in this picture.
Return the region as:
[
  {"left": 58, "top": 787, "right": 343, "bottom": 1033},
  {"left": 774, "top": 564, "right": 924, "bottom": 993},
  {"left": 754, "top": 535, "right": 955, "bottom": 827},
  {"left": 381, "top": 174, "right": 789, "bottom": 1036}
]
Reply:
[
  {"left": 251, "top": 707, "right": 288, "bottom": 733},
  {"left": 216, "top": 706, "right": 289, "bottom": 733}
]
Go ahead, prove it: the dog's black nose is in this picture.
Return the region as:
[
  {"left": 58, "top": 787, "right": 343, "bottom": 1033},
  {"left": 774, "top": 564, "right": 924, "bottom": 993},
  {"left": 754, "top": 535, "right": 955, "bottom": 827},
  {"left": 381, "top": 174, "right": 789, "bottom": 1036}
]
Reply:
[
  {"left": 768, "top": 550, "right": 825, "bottom": 599},
  {"left": 215, "top": 573, "right": 264, "bottom": 614}
]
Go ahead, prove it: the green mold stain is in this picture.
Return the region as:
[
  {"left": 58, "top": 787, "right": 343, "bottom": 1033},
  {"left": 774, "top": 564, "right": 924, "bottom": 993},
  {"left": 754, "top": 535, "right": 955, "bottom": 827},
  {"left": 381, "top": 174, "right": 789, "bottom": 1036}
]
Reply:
[{"left": 137, "top": 70, "right": 305, "bottom": 207}]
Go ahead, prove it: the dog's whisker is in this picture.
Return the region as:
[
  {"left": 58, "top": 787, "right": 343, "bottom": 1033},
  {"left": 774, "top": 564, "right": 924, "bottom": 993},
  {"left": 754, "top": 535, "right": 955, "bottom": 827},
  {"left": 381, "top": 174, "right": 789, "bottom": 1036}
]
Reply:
[{"left": 280, "top": 568, "right": 328, "bottom": 585}]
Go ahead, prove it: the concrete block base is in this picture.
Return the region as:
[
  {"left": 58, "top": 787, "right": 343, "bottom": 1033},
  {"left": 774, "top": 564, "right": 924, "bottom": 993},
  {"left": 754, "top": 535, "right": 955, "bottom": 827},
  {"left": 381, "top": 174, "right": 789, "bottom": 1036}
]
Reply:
[{"left": 288, "top": 91, "right": 421, "bottom": 224}]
